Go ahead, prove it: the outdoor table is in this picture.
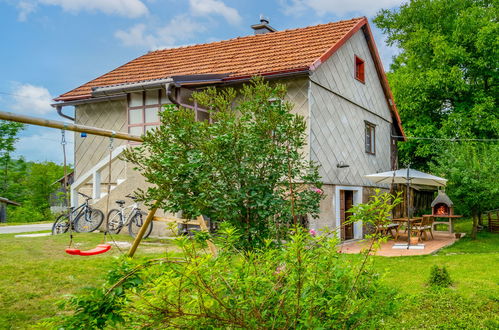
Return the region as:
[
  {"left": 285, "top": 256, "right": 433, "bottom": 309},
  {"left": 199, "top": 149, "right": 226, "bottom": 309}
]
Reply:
[
  {"left": 424, "top": 214, "right": 462, "bottom": 233},
  {"left": 391, "top": 217, "right": 423, "bottom": 238}
]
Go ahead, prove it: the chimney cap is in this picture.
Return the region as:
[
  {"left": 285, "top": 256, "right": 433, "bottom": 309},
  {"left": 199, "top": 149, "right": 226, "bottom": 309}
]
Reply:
[{"left": 251, "top": 15, "right": 277, "bottom": 34}]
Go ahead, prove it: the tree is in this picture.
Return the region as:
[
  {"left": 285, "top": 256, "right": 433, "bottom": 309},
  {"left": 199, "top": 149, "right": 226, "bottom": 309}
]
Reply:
[
  {"left": 0, "top": 120, "right": 24, "bottom": 191},
  {"left": 3, "top": 158, "right": 67, "bottom": 222},
  {"left": 374, "top": 0, "right": 498, "bottom": 169},
  {"left": 123, "top": 78, "right": 323, "bottom": 248},
  {"left": 431, "top": 143, "right": 499, "bottom": 239}
]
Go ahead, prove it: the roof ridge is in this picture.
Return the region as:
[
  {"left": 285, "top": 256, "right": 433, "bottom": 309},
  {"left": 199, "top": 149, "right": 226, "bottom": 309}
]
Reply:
[{"left": 148, "top": 17, "right": 365, "bottom": 54}]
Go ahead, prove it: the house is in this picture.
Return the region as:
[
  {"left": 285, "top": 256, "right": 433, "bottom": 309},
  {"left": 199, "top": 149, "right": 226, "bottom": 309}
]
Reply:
[
  {"left": 53, "top": 17, "right": 405, "bottom": 240},
  {"left": 49, "top": 172, "right": 74, "bottom": 213}
]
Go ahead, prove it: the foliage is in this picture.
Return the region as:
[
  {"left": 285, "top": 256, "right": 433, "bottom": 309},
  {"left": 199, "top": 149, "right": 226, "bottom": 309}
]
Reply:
[
  {"left": 109, "top": 227, "right": 396, "bottom": 329},
  {"left": 427, "top": 265, "right": 453, "bottom": 288},
  {"left": 374, "top": 0, "right": 498, "bottom": 169},
  {"left": 2, "top": 158, "right": 69, "bottom": 222},
  {"left": 123, "top": 78, "right": 323, "bottom": 248},
  {"left": 431, "top": 143, "right": 499, "bottom": 238},
  {"left": 0, "top": 120, "right": 24, "bottom": 192},
  {"left": 59, "top": 257, "right": 143, "bottom": 329}
]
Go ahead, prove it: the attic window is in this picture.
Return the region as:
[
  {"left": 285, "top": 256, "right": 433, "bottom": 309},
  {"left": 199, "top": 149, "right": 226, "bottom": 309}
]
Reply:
[{"left": 354, "top": 55, "right": 365, "bottom": 83}]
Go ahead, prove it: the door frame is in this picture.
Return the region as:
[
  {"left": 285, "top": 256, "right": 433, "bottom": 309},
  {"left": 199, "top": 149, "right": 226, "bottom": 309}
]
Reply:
[{"left": 335, "top": 186, "right": 363, "bottom": 240}]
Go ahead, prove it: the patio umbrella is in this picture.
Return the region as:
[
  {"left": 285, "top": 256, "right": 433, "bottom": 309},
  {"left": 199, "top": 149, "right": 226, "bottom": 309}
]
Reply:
[
  {"left": 364, "top": 168, "right": 447, "bottom": 248},
  {"left": 364, "top": 169, "right": 447, "bottom": 187}
]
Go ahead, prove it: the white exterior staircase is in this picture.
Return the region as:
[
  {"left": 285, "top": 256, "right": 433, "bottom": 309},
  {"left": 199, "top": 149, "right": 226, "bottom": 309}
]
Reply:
[{"left": 71, "top": 145, "right": 127, "bottom": 207}]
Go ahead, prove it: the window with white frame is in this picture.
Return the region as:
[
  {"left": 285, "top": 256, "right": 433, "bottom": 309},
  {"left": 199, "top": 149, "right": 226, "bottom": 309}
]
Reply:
[{"left": 127, "top": 89, "right": 169, "bottom": 136}]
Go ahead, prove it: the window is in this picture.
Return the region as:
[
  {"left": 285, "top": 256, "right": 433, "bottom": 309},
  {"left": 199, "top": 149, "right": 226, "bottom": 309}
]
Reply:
[
  {"left": 354, "top": 55, "right": 365, "bottom": 83},
  {"left": 127, "top": 90, "right": 169, "bottom": 135},
  {"left": 365, "top": 121, "right": 375, "bottom": 154},
  {"left": 176, "top": 88, "right": 211, "bottom": 122}
]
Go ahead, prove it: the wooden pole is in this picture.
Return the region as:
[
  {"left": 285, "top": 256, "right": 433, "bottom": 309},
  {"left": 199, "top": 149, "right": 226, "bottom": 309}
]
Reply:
[
  {"left": 128, "top": 205, "right": 159, "bottom": 257},
  {"left": 0, "top": 110, "right": 143, "bottom": 142},
  {"left": 197, "top": 215, "right": 218, "bottom": 256}
]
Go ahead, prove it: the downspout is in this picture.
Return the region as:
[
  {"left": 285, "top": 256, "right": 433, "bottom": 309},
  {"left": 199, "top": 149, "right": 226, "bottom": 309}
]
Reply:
[
  {"left": 166, "top": 83, "right": 181, "bottom": 107},
  {"left": 166, "top": 83, "right": 201, "bottom": 112},
  {"left": 56, "top": 105, "right": 75, "bottom": 121}
]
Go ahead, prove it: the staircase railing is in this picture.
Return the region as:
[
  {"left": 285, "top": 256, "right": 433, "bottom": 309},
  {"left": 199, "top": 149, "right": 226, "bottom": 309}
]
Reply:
[{"left": 70, "top": 145, "right": 126, "bottom": 207}]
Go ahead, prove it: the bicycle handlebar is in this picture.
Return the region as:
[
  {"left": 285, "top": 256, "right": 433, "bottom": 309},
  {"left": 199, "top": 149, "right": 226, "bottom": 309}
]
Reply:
[
  {"left": 78, "top": 192, "right": 92, "bottom": 200},
  {"left": 125, "top": 194, "right": 138, "bottom": 200}
]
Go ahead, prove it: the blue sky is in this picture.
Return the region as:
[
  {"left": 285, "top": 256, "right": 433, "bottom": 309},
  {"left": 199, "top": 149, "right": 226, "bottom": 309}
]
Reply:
[{"left": 0, "top": 0, "right": 405, "bottom": 164}]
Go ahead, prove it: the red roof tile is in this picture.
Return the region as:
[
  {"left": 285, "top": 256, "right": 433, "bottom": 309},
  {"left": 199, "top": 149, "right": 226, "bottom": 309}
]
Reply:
[{"left": 56, "top": 18, "right": 364, "bottom": 101}]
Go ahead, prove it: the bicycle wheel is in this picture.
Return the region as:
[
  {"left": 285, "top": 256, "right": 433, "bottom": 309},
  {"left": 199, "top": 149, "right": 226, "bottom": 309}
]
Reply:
[
  {"left": 74, "top": 208, "right": 104, "bottom": 232},
  {"left": 107, "top": 209, "right": 123, "bottom": 234},
  {"left": 128, "top": 211, "right": 153, "bottom": 239},
  {"left": 52, "top": 213, "right": 70, "bottom": 235}
]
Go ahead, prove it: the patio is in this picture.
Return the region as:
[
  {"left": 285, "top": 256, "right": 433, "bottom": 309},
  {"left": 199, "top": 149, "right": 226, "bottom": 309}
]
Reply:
[{"left": 339, "top": 232, "right": 464, "bottom": 257}]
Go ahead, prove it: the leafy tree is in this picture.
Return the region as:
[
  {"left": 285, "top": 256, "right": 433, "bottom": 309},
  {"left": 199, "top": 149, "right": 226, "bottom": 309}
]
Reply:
[
  {"left": 4, "top": 158, "right": 67, "bottom": 222},
  {"left": 0, "top": 120, "right": 24, "bottom": 191},
  {"left": 431, "top": 143, "right": 499, "bottom": 239},
  {"left": 124, "top": 78, "right": 323, "bottom": 248},
  {"left": 374, "top": 0, "right": 498, "bottom": 169}
]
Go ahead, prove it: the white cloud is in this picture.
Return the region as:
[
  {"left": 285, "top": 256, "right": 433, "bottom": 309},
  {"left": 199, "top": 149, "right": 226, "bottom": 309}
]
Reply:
[
  {"left": 16, "top": 0, "right": 149, "bottom": 20},
  {"left": 10, "top": 83, "right": 54, "bottom": 115},
  {"left": 14, "top": 128, "right": 74, "bottom": 164},
  {"left": 115, "top": 15, "right": 206, "bottom": 49},
  {"left": 280, "top": 0, "right": 404, "bottom": 17},
  {"left": 17, "top": 1, "right": 37, "bottom": 21},
  {"left": 189, "top": 0, "right": 242, "bottom": 25}
]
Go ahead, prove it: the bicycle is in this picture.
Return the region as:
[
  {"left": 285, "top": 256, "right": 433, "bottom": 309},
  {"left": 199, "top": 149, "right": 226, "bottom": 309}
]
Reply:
[
  {"left": 106, "top": 194, "right": 153, "bottom": 238},
  {"left": 52, "top": 192, "right": 104, "bottom": 235}
]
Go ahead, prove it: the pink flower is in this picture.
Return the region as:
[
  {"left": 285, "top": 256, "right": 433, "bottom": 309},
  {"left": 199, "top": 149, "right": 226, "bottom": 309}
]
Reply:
[
  {"left": 311, "top": 187, "right": 323, "bottom": 195},
  {"left": 309, "top": 229, "right": 317, "bottom": 236}
]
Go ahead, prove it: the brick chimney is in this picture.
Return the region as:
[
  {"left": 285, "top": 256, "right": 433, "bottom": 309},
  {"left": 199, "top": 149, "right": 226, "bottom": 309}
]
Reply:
[{"left": 251, "top": 15, "right": 277, "bottom": 35}]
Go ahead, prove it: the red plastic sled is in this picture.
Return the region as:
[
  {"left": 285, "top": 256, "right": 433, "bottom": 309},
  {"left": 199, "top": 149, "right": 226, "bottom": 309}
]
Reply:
[{"left": 65, "top": 244, "right": 112, "bottom": 256}]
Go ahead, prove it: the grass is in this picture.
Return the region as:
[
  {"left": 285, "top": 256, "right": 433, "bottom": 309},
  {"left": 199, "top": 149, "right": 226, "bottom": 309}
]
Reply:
[
  {"left": 371, "top": 218, "right": 499, "bottom": 328},
  {"left": 0, "top": 218, "right": 497, "bottom": 329},
  {"left": 0, "top": 231, "right": 174, "bottom": 328},
  {"left": 0, "top": 221, "right": 52, "bottom": 226}
]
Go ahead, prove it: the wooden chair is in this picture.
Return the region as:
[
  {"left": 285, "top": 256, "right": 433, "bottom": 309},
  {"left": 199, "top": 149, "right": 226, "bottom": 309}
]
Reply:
[
  {"left": 378, "top": 222, "right": 400, "bottom": 240},
  {"left": 411, "top": 215, "right": 434, "bottom": 241}
]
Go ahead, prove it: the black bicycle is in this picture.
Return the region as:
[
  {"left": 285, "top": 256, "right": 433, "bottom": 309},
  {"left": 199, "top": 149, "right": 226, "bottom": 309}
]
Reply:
[
  {"left": 106, "top": 194, "right": 152, "bottom": 238},
  {"left": 52, "top": 192, "right": 104, "bottom": 235}
]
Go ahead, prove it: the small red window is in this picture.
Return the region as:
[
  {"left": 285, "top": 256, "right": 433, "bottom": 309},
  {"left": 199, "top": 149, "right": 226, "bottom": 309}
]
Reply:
[{"left": 355, "top": 55, "right": 365, "bottom": 83}]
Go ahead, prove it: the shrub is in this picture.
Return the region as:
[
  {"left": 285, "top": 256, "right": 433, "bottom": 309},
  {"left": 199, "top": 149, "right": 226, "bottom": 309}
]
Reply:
[
  {"left": 119, "top": 227, "right": 398, "bottom": 328},
  {"left": 7, "top": 202, "right": 46, "bottom": 223},
  {"left": 427, "top": 265, "right": 453, "bottom": 288},
  {"left": 57, "top": 257, "right": 144, "bottom": 329}
]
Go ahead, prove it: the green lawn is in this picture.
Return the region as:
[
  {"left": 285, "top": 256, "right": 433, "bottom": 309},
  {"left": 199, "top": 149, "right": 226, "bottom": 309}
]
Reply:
[
  {"left": 372, "top": 218, "right": 499, "bottom": 329},
  {"left": 0, "top": 221, "right": 52, "bottom": 226},
  {"left": 0, "top": 218, "right": 497, "bottom": 329},
  {"left": 0, "top": 232, "right": 172, "bottom": 328}
]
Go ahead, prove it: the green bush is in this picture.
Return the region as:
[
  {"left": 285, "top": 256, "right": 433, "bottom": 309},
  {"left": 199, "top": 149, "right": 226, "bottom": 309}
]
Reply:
[
  {"left": 117, "top": 227, "right": 398, "bottom": 328},
  {"left": 7, "top": 202, "right": 46, "bottom": 223},
  {"left": 427, "top": 265, "right": 453, "bottom": 288},
  {"left": 57, "top": 257, "right": 144, "bottom": 329}
]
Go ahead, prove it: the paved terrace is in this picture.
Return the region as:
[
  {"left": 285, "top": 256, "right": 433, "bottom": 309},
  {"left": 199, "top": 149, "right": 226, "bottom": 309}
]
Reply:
[{"left": 339, "top": 232, "right": 463, "bottom": 257}]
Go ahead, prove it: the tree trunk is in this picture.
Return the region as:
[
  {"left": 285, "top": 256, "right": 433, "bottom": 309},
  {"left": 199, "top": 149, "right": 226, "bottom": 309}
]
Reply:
[
  {"left": 471, "top": 214, "right": 479, "bottom": 240},
  {"left": 478, "top": 213, "right": 483, "bottom": 226}
]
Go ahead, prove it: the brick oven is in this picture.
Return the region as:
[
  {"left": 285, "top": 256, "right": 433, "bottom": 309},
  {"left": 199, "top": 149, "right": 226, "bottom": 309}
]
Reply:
[{"left": 431, "top": 190, "right": 454, "bottom": 216}]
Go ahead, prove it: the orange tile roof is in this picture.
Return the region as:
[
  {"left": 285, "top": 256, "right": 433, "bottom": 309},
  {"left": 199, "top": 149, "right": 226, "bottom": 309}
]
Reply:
[{"left": 56, "top": 17, "right": 365, "bottom": 101}]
